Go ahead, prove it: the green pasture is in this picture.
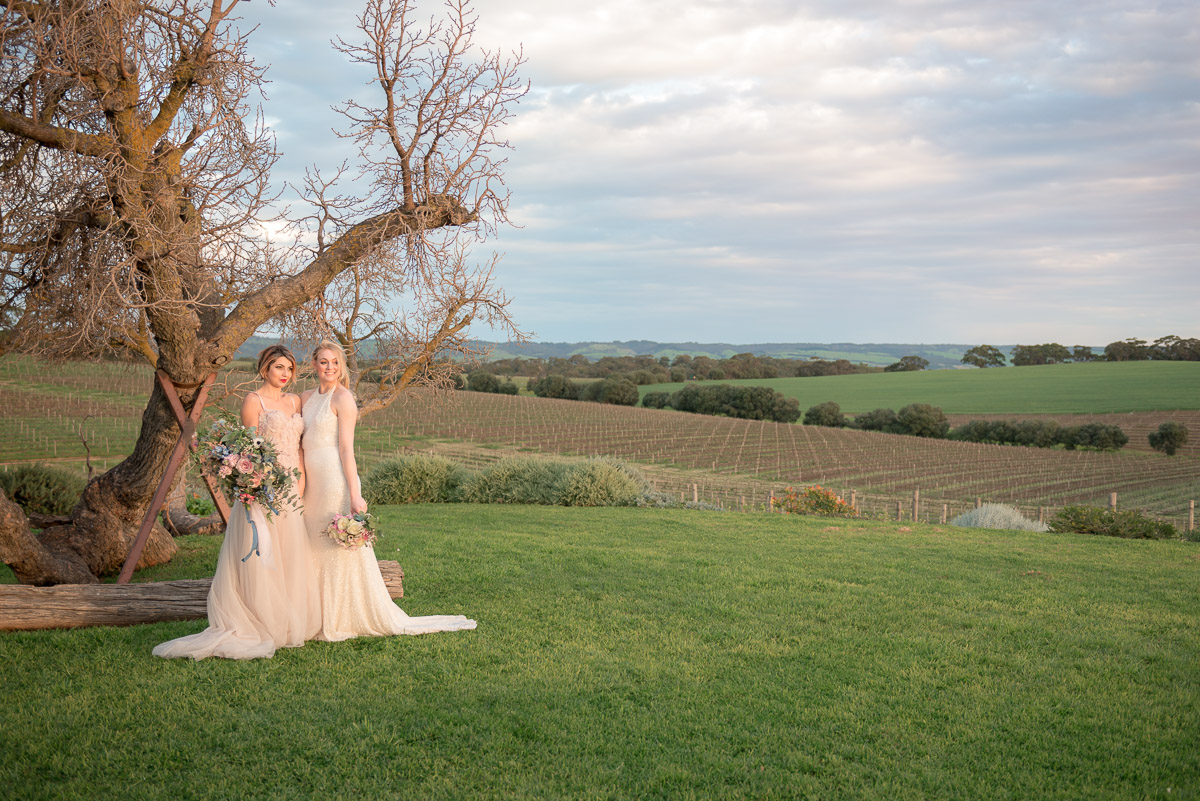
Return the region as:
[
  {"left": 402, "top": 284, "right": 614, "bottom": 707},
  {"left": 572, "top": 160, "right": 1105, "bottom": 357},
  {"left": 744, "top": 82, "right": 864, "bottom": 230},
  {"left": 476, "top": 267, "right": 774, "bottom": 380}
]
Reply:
[
  {"left": 3, "top": 505, "right": 1197, "bottom": 800},
  {"left": 641, "top": 361, "right": 1200, "bottom": 415}
]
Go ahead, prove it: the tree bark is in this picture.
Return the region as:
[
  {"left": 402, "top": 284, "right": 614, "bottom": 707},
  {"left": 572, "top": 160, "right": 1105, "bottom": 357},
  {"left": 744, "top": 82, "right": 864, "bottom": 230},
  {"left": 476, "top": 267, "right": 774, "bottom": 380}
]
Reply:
[
  {"left": 0, "top": 561, "right": 404, "bottom": 631},
  {"left": 0, "top": 489, "right": 96, "bottom": 586}
]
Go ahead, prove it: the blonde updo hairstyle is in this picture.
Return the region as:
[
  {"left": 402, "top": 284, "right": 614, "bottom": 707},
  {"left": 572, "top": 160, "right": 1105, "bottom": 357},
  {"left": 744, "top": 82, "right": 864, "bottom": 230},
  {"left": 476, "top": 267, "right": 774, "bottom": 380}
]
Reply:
[
  {"left": 256, "top": 344, "right": 297, "bottom": 386},
  {"left": 311, "top": 340, "right": 351, "bottom": 388}
]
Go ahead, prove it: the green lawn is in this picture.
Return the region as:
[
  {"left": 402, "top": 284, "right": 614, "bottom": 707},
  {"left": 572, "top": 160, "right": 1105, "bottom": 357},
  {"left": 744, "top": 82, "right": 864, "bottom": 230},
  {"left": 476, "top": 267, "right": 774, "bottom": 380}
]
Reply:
[
  {"left": 641, "top": 360, "right": 1200, "bottom": 415},
  {"left": 3, "top": 505, "right": 1197, "bottom": 800}
]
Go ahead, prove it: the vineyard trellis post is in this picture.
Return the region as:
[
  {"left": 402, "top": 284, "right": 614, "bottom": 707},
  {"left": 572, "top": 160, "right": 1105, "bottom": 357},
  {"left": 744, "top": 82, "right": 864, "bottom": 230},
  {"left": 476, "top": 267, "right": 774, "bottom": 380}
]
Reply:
[{"left": 116, "top": 371, "right": 228, "bottom": 585}]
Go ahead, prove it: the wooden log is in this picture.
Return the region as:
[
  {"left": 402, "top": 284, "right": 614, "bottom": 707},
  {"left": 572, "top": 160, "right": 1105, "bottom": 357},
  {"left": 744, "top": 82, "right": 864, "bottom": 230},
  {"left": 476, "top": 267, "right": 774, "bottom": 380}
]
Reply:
[{"left": 0, "top": 560, "right": 404, "bottom": 632}]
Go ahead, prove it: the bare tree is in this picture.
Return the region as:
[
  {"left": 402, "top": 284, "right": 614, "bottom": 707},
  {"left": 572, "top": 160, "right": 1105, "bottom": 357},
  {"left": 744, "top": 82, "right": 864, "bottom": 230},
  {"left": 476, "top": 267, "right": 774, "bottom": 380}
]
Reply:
[{"left": 0, "top": 0, "right": 526, "bottom": 584}]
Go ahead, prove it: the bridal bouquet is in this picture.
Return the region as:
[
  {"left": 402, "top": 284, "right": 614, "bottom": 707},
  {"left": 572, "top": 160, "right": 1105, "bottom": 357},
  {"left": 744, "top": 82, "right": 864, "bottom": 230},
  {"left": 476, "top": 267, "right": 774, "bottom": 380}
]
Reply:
[
  {"left": 324, "top": 512, "right": 378, "bottom": 550},
  {"left": 193, "top": 418, "right": 299, "bottom": 520}
]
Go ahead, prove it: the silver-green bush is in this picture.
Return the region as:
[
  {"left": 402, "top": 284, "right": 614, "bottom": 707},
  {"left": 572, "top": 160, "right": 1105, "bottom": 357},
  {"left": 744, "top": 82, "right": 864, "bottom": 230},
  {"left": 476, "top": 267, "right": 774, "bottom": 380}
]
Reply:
[
  {"left": 951, "top": 503, "right": 1049, "bottom": 532},
  {"left": 461, "top": 457, "right": 570, "bottom": 505},
  {"left": 362, "top": 454, "right": 471, "bottom": 505},
  {"left": 557, "top": 458, "right": 649, "bottom": 507}
]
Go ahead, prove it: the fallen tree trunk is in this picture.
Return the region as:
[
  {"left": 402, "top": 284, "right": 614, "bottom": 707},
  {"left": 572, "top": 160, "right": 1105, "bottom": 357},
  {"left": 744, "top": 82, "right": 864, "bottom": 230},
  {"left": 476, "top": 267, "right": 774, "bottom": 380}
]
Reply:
[{"left": 0, "top": 560, "right": 404, "bottom": 632}]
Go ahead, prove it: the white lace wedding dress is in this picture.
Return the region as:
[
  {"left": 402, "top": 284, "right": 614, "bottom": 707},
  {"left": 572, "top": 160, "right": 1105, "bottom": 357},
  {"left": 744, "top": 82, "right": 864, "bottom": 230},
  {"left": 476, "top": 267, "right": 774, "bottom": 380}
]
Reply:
[
  {"left": 153, "top": 404, "right": 321, "bottom": 660},
  {"left": 301, "top": 386, "right": 476, "bottom": 641}
]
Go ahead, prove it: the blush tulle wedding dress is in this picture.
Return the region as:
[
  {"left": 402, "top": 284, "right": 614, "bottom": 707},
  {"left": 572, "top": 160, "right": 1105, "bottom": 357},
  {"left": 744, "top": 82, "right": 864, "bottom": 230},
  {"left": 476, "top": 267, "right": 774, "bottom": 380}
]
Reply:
[{"left": 153, "top": 400, "right": 321, "bottom": 660}]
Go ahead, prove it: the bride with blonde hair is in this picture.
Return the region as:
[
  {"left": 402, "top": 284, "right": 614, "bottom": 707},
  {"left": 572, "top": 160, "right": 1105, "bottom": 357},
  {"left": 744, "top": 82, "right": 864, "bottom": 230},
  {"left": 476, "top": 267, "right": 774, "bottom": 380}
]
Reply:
[{"left": 301, "top": 340, "right": 476, "bottom": 640}]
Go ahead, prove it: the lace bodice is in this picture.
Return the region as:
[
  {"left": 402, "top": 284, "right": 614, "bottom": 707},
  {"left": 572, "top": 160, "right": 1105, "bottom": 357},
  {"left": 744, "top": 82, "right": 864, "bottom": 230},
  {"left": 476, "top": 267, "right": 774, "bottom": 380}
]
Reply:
[
  {"left": 302, "top": 388, "right": 340, "bottom": 451},
  {"left": 258, "top": 409, "right": 305, "bottom": 471}
]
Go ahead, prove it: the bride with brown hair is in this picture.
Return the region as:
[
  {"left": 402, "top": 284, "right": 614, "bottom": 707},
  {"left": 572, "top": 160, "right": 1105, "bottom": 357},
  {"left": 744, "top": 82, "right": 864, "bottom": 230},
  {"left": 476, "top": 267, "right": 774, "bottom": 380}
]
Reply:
[
  {"left": 301, "top": 340, "right": 476, "bottom": 640},
  {"left": 154, "top": 345, "right": 320, "bottom": 660}
]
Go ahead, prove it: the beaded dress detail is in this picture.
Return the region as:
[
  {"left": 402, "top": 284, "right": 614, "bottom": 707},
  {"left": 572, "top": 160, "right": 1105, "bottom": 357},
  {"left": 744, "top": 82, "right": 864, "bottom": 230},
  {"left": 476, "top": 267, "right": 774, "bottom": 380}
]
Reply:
[
  {"left": 153, "top": 399, "right": 320, "bottom": 660},
  {"left": 302, "top": 386, "right": 476, "bottom": 641}
]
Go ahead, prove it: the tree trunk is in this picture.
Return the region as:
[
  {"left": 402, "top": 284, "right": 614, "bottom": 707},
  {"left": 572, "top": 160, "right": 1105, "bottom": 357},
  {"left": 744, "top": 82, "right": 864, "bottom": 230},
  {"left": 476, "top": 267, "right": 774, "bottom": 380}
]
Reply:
[
  {"left": 1, "top": 375, "right": 192, "bottom": 585},
  {"left": 66, "top": 375, "right": 189, "bottom": 574},
  {"left": 0, "top": 489, "right": 96, "bottom": 585}
]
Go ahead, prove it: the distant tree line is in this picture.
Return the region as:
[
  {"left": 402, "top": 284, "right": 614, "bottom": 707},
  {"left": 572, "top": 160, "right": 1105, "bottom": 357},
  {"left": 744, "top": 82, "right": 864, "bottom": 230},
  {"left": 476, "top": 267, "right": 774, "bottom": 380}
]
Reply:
[
  {"left": 962, "top": 336, "right": 1200, "bottom": 367},
  {"left": 475, "top": 352, "right": 879, "bottom": 383},
  {"left": 642, "top": 385, "right": 800, "bottom": 423},
  {"left": 802, "top": 401, "right": 1132, "bottom": 451},
  {"left": 526, "top": 374, "right": 641, "bottom": 406}
]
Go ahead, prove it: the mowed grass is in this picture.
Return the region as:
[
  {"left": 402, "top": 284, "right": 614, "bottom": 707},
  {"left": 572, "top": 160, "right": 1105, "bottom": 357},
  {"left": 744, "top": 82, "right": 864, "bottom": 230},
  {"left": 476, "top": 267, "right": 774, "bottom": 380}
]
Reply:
[
  {"left": 3, "top": 505, "right": 1198, "bottom": 800},
  {"left": 641, "top": 361, "right": 1200, "bottom": 414}
]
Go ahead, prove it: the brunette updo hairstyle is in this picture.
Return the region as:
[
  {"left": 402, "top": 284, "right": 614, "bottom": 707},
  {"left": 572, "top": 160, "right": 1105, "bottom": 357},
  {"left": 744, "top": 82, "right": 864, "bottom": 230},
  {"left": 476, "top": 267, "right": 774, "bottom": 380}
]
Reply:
[
  {"left": 257, "top": 344, "right": 297, "bottom": 386},
  {"left": 311, "top": 339, "right": 350, "bottom": 388}
]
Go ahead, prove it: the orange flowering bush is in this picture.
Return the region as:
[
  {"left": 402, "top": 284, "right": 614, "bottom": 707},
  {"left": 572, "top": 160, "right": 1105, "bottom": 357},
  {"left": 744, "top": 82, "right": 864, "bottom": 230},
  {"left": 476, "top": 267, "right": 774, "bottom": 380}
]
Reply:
[{"left": 771, "top": 485, "right": 857, "bottom": 517}]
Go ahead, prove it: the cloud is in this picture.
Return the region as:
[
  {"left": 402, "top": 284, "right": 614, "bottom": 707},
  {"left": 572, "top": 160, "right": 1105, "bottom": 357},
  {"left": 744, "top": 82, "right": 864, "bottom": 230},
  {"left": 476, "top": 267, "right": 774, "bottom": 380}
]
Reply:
[{"left": 236, "top": 0, "right": 1200, "bottom": 344}]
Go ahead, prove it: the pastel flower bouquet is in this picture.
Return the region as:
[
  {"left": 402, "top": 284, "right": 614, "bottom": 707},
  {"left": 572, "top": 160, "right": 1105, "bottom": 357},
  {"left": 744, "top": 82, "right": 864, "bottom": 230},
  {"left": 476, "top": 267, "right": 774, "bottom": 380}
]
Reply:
[
  {"left": 324, "top": 512, "right": 378, "bottom": 550},
  {"left": 193, "top": 418, "right": 300, "bottom": 516},
  {"left": 193, "top": 418, "right": 300, "bottom": 561}
]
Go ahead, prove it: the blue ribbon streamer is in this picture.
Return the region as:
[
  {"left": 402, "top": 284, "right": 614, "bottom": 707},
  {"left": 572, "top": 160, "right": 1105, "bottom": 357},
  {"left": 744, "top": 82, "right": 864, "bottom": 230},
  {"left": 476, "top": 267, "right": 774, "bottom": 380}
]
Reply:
[{"left": 241, "top": 505, "right": 261, "bottom": 563}]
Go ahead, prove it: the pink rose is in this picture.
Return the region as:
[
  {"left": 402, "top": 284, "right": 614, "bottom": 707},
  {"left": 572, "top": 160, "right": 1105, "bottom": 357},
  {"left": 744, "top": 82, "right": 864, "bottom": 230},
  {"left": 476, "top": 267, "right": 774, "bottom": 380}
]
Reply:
[
  {"left": 238, "top": 456, "right": 253, "bottom": 473},
  {"left": 219, "top": 465, "right": 233, "bottom": 477}
]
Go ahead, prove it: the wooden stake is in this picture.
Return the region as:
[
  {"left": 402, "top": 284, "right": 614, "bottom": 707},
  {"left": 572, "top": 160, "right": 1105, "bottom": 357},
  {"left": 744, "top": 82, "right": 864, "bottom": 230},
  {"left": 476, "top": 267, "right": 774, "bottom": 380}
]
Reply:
[
  {"left": 940, "top": 503, "right": 948, "bottom": 524},
  {"left": 117, "top": 371, "right": 218, "bottom": 585},
  {"left": 1189, "top": 500, "right": 1194, "bottom": 533},
  {"left": 912, "top": 489, "right": 920, "bottom": 522},
  {"left": 1110, "top": 492, "right": 1118, "bottom": 512}
]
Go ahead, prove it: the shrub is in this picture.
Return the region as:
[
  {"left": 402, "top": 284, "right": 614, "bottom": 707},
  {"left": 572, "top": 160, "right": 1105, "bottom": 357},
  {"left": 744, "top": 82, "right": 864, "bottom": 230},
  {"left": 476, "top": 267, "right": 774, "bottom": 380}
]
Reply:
[
  {"left": 771, "top": 486, "right": 857, "bottom": 517},
  {"left": 1050, "top": 506, "right": 1177, "bottom": 539},
  {"left": 498, "top": 379, "right": 520, "bottom": 395},
  {"left": 185, "top": 492, "right": 217, "bottom": 516},
  {"left": 1148, "top": 422, "right": 1189, "bottom": 456},
  {"left": 803, "top": 401, "right": 845, "bottom": 428},
  {"left": 642, "top": 391, "right": 671, "bottom": 409},
  {"left": 1062, "top": 423, "right": 1127, "bottom": 451},
  {"left": 466, "top": 371, "right": 501, "bottom": 393},
  {"left": 850, "top": 408, "right": 899, "bottom": 433},
  {"left": 558, "top": 458, "right": 649, "bottom": 507},
  {"left": 951, "top": 503, "right": 1049, "bottom": 532},
  {"left": 772, "top": 395, "right": 801, "bottom": 424},
  {"left": 895, "top": 403, "right": 949, "bottom": 438},
  {"left": 582, "top": 376, "right": 639, "bottom": 406},
  {"left": 530, "top": 374, "right": 580, "bottom": 400},
  {"left": 634, "top": 490, "right": 723, "bottom": 511},
  {"left": 0, "top": 464, "right": 86, "bottom": 517},
  {"left": 461, "top": 457, "right": 570, "bottom": 505},
  {"left": 949, "top": 419, "right": 1062, "bottom": 448},
  {"left": 667, "top": 384, "right": 798, "bottom": 423},
  {"left": 363, "top": 454, "right": 471, "bottom": 505}
]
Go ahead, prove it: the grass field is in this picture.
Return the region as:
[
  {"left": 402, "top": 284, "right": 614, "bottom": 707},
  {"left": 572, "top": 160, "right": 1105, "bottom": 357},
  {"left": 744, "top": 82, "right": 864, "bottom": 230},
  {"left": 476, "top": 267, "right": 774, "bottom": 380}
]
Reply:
[
  {"left": 640, "top": 361, "right": 1200, "bottom": 415},
  {"left": 3, "top": 505, "right": 1198, "bottom": 800}
]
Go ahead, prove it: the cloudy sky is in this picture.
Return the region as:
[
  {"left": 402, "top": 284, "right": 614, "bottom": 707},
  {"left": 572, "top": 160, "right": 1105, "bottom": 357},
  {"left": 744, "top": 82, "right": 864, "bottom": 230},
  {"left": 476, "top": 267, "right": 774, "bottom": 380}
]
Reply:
[{"left": 238, "top": 0, "right": 1198, "bottom": 345}]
